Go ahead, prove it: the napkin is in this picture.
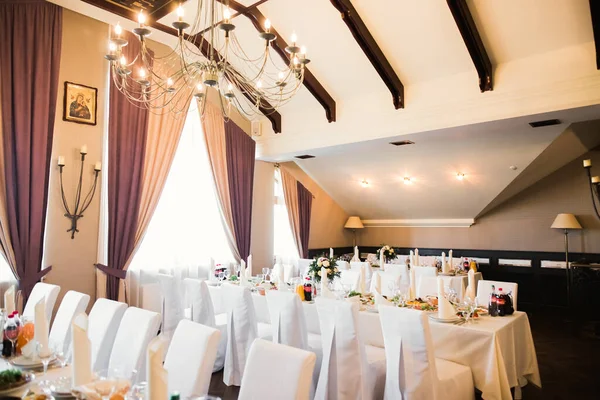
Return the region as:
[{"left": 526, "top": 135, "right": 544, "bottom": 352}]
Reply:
[
  {"left": 374, "top": 292, "right": 393, "bottom": 307},
  {"left": 409, "top": 250, "right": 414, "bottom": 267},
  {"left": 72, "top": 313, "right": 93, "bottom": 387},
  {"left": 34, "top": 298, "right": 49, "bottom": 351},
  {"left": 329, "top": 248, "right": 334, "bottom": 259},
  {"left": 350, "top": 246, "right": 359, "bottom": 262},
  {"left": 320, "top": 268, "right": 336, "bottom": 299},
  {"left": 437, "top": 277, "right": 456, "bottom": 320},
  {"left": 465, "top": 268, "right": 476, "bottom": 300},
  {"left": 442, "top": 252, "right": 451, "bottom": 274},
  {"left": 146, "top": 336, "right": 168, "bottom": 400},
  {"left": 4, "top": 285, "right": 15, "bottom": 314},
  {"left": 209, "top": 257, "right": 216, "bottom": 281},
  {"left": 278, "top": 265, "right": 285, "bottom": 287},
  {"left": 247, "top": 255, "right": 253, "bottom": 277},
  {"left": 240, "top": 260, "right": 248, "bottom": 286},
  {"left": 373, "top": 272, "right": 381, "bottom": 294},
  {"left": 449, "top": 250, "right": 453, "bottom": 269},
  {"left": 409, "top": 267, "right": 416, "bottom": 300},
  {"left": 358, "top": 264, "right": 366, "bottom": 294},
  {"left": 379, "top": 248, "right": 385, "bottom": 269}
]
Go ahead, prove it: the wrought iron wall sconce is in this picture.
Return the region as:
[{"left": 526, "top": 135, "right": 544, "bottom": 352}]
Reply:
[
  {"left": 583, "top": 158, "right": 600, "bottom": 220},
  {"left": 58, "top": 146, "right": 101, "bottom": 239}
]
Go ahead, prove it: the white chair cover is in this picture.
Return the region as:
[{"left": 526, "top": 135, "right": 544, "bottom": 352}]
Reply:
[
  {"left": 412, "top": 265, "right": 438, "bottom": 280},
  {"left": 239, "top": 339, "right": 316, "bottom": 400},
  {"left": 339, "top": 270, "right": 361, "bottom": 291},
  {"left": 88, "top": 298, "right": 128, "bottom": 372},
  {"left": 221, "top": 283, "right": 259, "bottom": 386},
  {"left": 476, "top": 280, "right": 518, "bottom": 310},
  {"left": 350, "top": 262, "right": 372, "bottom": 280},
  {"left": 297, "top": 258, "right": 314, "bottom": 276},
  {"left": 140, "top": 283, "right": 162, "bottom": 314},
  {"left": 108, "top": 307, "right": 161, "bottom": 381},
  {"left": 48, "top": 290, "right": 90, "bottom": 355},
  {"left": 369, "top": 272, "right": 401, "bottom": 297},
  {"left": 314, "top": 297, "right": 385, "bottom": 400},
  {"left": 23, "top": 282, "right": 60, "bottom": 322},
  {"left": 416, "top": 276, "right": 439, "bottom": 298},
  {"left": 378, "top": 306, "right": 474, "bottom": 400},
  {"left": 156, "top": 274, "right": 185, "bottom": 337},
  {"left": 266, "top": 290, "right": 308, "bottom": 350},
  {"left": 164, "top": 320, "right": 221, "bottom": 399},
  {"left": 336, "top": 261, "right": 350, "bottom": 271},
  {"left": 384, "top": 264, "right": 410, "bottom": 284}
]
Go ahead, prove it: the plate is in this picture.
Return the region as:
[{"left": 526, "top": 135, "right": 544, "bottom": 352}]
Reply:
[
  {"left": 49, "top": 376, "right": 73, "bottom": 397},
  {"left": 428, "top": 314, "right": 462, "bottom": 323},
  {"left": 0, "top": 372, "right": 34, "bottom": 397},
  {"left": 10, "top": 356, "right": 56, "bottom": 369}
]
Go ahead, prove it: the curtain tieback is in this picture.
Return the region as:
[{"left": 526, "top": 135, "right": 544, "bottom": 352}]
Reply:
[
  {"left": 19, "top": 266, "right": 53, "bottom": 291},
  {"left": 94, "top": 263, "right": 127, "bottom": 279}
]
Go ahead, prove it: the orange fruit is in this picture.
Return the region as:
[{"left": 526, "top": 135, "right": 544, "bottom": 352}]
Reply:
[{"left": 16, "top": 322, "right": 35, "bottom": 352}]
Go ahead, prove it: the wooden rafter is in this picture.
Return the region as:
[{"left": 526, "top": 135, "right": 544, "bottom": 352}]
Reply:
[
  {"left": 149, "top": 0, "right": 186, "bottom": 21},
  {"left": 81, "top": 0, "right": 282, "bottom": 133},
  {"left": 446, "top": 0, "right": 493, "bottom": 92},
  {"left": 329, "top": 0, "right": 404, "bottom": 109},
  {"left": 589, "top": 0, "right": 600, "bottom": 69},
  {"left": 219, "top": 0, "right": 337, "bottom": 122}
]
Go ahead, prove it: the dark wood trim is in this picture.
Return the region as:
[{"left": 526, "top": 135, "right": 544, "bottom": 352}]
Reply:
[
  {"left": 81, "top": 0, "right": 282, "bottom": 133},
  {"left": 219, "top": 0, "right": 337, "bottom": 122},
  {"left": 150, "top": 0, "right": 187, "bottom": 21},
  {"left": 329, "top": 0, "right": 404, "bottom": 109},
  {"left": 446, "top": 0, "right": 493, "bottom": 92},
  {"left": 590, "top": 0, "right": 600, "bottom": 69}
]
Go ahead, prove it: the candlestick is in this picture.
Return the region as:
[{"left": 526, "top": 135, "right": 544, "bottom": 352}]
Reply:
[
  {"left": 80, "top": 145, "right": 88, "bottom": 155},
  {"left": 94, "top": 162, "right": 102, "bottom": 171},
  {"left": 58, "top": 156, "right": 65, "bottom": 166},
  {"left": 592, "top": 176, "right": 600, "bottom": 184}
]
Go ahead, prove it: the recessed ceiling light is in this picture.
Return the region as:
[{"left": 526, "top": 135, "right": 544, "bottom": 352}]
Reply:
[
  {"left": 456, "top": 173, "right": 465, "bottom": 181},
  {"left": 509, "top": 165, "right": 518, "bottom": 171},
  {"left": 529, "top": 119, "right": 561, "bottom": 128},
  {"left": 403, "top": 177, "right": 412, "bottom": 185},
  {"left": 389, "top": 140, "right": 415, "bottom": 147},
  {"left": 295, "top": 154, "right": 315, "bottom": 159},
  {"left": 360, "top": 180, "right": 370, "bottom": 188}
]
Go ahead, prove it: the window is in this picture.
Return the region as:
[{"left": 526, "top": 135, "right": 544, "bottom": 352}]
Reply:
[
  {"left": 129, "top": 104, "right": 234, "bottom": 276},
  {"left": 273, "top": 168, "right": 299, "bottom": 264}
]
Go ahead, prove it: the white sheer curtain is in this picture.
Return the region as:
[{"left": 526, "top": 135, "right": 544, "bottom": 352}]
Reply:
[
  {"left": 128, "top": 104, "right": 234, "bottom": 305},
  {"left": 273, "top": 168, "right": 299, "bottom": 265}
]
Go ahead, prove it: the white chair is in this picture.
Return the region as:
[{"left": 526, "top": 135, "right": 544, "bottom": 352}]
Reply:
[
  {"left": 266, "top": 290, "right": 308, "bottom": 349},
  {"left": 108, "top": 307, "right": 161, "bottom": 381},
  {"left": 23, "top": 282, "right": 60, "bottom": 322},
  {"left": 297, "top": 258, "right": 314, "bottom": 276},
  {"left": 140, "top": 283, "right": 161, "bottom": 314},
  {"left": 416, "top": 276, "right": 439, "bottom": 298},
  {"left": 48, "top": 290, "right": 90, "bottom": 355},
  {"left": 164, "top": 320, "right": 221, "bottom": 399},
  {"left": 314, "top": 297, "right": 386, "bottom": 400},
  {"left": 88, "top": 298, "right": 128, "bottom": 372},
  {"left": 370, "top": 271, "right": 401, "bottom": 297},
  {"left": 184, "top": 278, "right": 226, "bottom": 373},
  {"left": 412, "top": 265, "right": 438, "bottom": 280},
  {"left": 350, "top": 261, "right": 372, "bottom": 282},
  {"left": 221, "top": 283, "right": 259, "bottom": 386},
  {"left": 339, "top": 270, "right": 361, "bottom": 291},
  {"left": 476, "top": 280, "right": 518, "bottom": 310},
  {"left": 238, "top": 339, "right": 316, "bottom": 400},
  {"left": 156, "top": 274, "right": 185, "bottom": 337},
  {"left": 336, "top": 260, "right": 350, "bottom": 271},
  {"left": 384, "top": 264, "right": 409, "bottom": 284},
  {"left": 378, "top": 306, "right": 475, "bottom": 400}
]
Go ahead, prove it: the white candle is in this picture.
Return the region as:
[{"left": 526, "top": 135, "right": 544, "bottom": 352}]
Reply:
[
  {"left": 441, "top": 252, "right": 446, "bottom": 270},
  {"left": 415, "top": 248, "right": 419, "bottom": 266},
  {"left": 592, "top": 176, "right": 600, "bottom": 184},
  {"left": 94, "top": 162, "right": 102, "bottom": 171},
  {"left": 58, "top": 156, "right": 65, "bottom": 166},
  {"left": 80, "top": 145, "right": 88, "bottom": 155},
  {"left": 584, "top": 159, "right": 592, "bottom": 168},
  {"left": 449, "top": 250, "right": 453, "bottom": 268}
]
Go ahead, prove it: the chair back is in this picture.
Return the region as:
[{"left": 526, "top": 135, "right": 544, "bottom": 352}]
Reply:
[
  {"left": 164, "top": 320, "right": 221, "bottom": 398},
  {"left": 379, "top": 306, "right": 438, "bottom": 399},
  {"left": 339, "top": 270, "right": 361, "bottom": 291},
  {"left": 140, "top": 283, "right": 162, "bottom": 314},
  {"left": 239, "top": 339, "right": 316, "bottom": 400},
  {"left": 88, "top": 298, "right": 128, "bottom": 371},
  {"left": 183, "top": 278, "right": 216, "bottom": 327},
  {"left": 314, "top": 297, "right": 369, "bottom": 400},
  {"left": 476, "top": 280, "right": 518, "bottom": 310},
  {"left": 23, "top": 282, "right": 60, "bottom": 322},
  {"left": 350, "top": 262, "right": 372, "bottom": 279},
  {"left": 266, "top": 290, "right": 308, "bottom": 350},
  {"left": 384, "top": 264, "right": 409, "bottom": 284},
  {"left": 297, "top": 258, "right": 313, "bottom": 276},
  {"left": 221, "top": 283, "right": 258, "bottom": 386},
  {"left": 416, "top": 276, "right": 439, "bottom": 299},
  {"left": 370, "top": 271, "right": 401, "bottom": 297},
  {"left": 108, "top": 307, "right": 161, "bottom": 381},
  {"left": 412, "top": 266, "right": 438, "bottom": 279},
  {"left": 156, "top": 274, "right": 184, "bottom": 336},
  {"left": 49, "top": 290, "right": 90, "bottom": 355},
  {"left": 337, "top": 261, "right": 350, "bottom": 271}
]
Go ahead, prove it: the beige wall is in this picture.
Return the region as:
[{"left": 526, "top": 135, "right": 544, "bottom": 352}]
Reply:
[
  {"left": 359, "top": 151, "right": 600, "bottom": 254},
  {"left": 250, "top": 161, "right": 274, "bottom": 271},
  {"left": 44, "top": 10, "right": 108, "bottom": 308},
  {"left": 281, "top": 162, "right": 352, "bottom": 249}
]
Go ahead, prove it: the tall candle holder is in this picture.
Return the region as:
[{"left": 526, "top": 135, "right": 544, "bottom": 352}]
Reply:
[
  {"left": 58, "top": 147, "right": 101, "bottom": 239},
  {"left": 583, "top": 158, "right": 600, "bottom": 220}
]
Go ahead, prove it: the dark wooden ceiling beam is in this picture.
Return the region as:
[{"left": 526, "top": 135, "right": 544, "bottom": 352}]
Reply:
[
  {"left": 150, "top": 0, "right": 187, "bottom": 21},
  {"left": 446, "top": 0, "right": 493, "bottom": 92},
  {"left": 589, "top": 0, "right": 600, "bottom": 69},
  {"left": 80, "top": 0, "right": 282, "bottom": 133},
  {"left": 220, "top": 0, "right": 337, "bottom": 122},
  {"left": 329, "top": 0, "right": 404, "bottom": 109}
]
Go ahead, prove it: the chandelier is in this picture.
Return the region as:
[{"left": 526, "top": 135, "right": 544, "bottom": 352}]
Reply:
[{"left": 104, "top": 0, "right": 310, "bottom": 119}]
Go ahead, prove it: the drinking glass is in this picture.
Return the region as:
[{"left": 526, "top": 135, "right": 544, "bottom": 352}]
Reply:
[
  {"left": 37, "top": 341, "right": 54, "bottom": 378},
  {"left": 93, "top": 368, "right": 134, "bottom": 400},
  {"left": 262, "top": 268, "right": 270, "bottom": 281},
  {"left": 341, "top": 283, "right": 352, "bottom": 298},
  {"left": 52, "top": 341, "right": 67, "bottom": 368},
  {"left": 462, "top": 297, "right": 476, "bottom": 324},
  {"left": 3, "top": 317, "right": 18, "bottom": 357}
]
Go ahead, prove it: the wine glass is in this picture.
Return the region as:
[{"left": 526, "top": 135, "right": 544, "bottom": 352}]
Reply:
[
  {"left": 3, "top": 317, "right": 18, "bottom": 357},
  {"left": 52, "top": 341, "right": 67, "bottom": 368},
  {"left": 93, "top": 368, "right": 134, "bottom": 400},
  {"left": 462, "top": 297, "right": 476, "bottom": 324},
  {"left": 262, "top": 268, "right": 270, "bottom": 281},
  {"left": 37, "top": 341, "right": 55, "bottom": 378}
]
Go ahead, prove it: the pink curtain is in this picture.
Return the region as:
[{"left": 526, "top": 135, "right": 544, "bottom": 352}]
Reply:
[
  {"left": 280, "top": 166, "right": 313, "bottom": 258},
  {"left": 0, "top": 0, "right": 62, "bottom": 302},
  {"left": 296, "top": 181, "right": 313, "bottom": 258}
]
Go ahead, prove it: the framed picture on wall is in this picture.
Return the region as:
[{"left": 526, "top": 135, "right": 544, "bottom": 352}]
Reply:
[{"left": 63, "top": 81, "right": 97, "bottom": 126}]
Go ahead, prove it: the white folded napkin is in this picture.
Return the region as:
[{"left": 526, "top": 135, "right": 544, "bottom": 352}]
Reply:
[
  {"left": 320, "top": 268, "right": 336, "bottom": 299},
  {"left": 415, "top": 248, "right": 420, "bottom": 267},
  {"left": 278, "top": 265, "right": 285, "bottom": 287},
  {"left": 329, "top": 248, "right": 334, "bottom": 258},
  {"left": 409, "top": 267, "right": 416, "bottom": 300},
  {"left": 146, "top": 336, "right": 168, "bottom": 400},
  {"left": 373, "top": 272, "right": 381, "bottom": 295},
  {"left": 374, "top": 292, "right": 393, "bottom": 307},
  {"left": 437, "top": 277, "right": 456, "bottom": 319},
  {"left": 379, "top": 248, "right": 385, "bottom": 269},
  {"left": 247, "top": 255, "right": 253, "bottom": 277},
  {"left": 240, "top": 260, "right": 248, "bottom": 286},
  {"left": 209, "top": 257, "right": 216, "bottom": 281},
  {"left": 351, "top": 246, "right": 360, "bottom": 262},
  {"left": 409, "top": 250, "right": 414, "bottom": 267},
  {"left": 465, "top": 268, "right": 476, "bottom": 300},
  {"left": 4, "top": 285, "right": 15, "bottom": 314},
  {"left": 34, "top": 298, "right": 49, "bottom": 351},
  {"left": 21, "top": 339, "right": 36, "bottom": 359},
  {"left": 359, "top": 264, "right": 366, "bottom": 294},
  {"left": 72, "top": 313, "right": 92, "bottom": 387}
]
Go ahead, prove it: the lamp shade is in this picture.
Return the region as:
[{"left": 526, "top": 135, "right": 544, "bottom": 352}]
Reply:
[
  {"left": 551, "top": 213, "right": 582, "bottom": 230},
  {"left": 344, "top": 216, "right": 364, "bottom": 229}
]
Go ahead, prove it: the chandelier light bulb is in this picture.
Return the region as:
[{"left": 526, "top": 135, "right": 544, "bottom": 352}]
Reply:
[
  {"left": 224, "top": 7, "right": 231, "bottom": 22},
  {"left": 197, "top": 83, "right": 204, "bottom": 92},
  {"left": 293, "top": 56, "right": 299, "bottom": 66},
  {"left": 138, "top": 10, "right": 146, "bottom": 25},
  {"left": 264, "top": 18, "right": 271, "bottom": 32},
  {"left": 119, "top": 55, "right": 126, "bottom": 66},
  {"left": 291, "top": 32, "right": 297, "bottom": 44},
  {"left": 360, "top": 180, "right": 370, "bottom": 188},
  {"left": 256, "top": 80, "right": 262, "bottom": 89},
  {"left": 456, "top": 172, "right": 465, "bottom": 181},
  {"left": 227, "top": 83, "right": 233, "bottom": 92},
  {"left": 139, "top": 68, "right": 146, "bottom": 78},
  {"left": 177, "top": 5, "right": 184, "bottom": 19},
  {"left": 278, "top": 71, "right": 285, "bottom": 80},
  {"left": 300, "top": 46, "right": 307, "bottom": 56},
  {"left": 114, "top": 23, "right": 122, "bottom": 36},
  {"left": 108, "top": 42, "right": 117, "bottom": 52},
  {"left": 167, "top": 77, "right": 174, "bottom": 87}
]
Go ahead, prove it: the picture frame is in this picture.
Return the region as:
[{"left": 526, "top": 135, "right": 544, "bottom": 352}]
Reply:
[{"left": 63, "top": 81, "right": 98, "bottom": 126}]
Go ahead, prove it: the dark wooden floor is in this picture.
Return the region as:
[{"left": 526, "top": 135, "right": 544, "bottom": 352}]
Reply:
[{"left": 207, "top": 310, "right": 600, "bottom": 400}]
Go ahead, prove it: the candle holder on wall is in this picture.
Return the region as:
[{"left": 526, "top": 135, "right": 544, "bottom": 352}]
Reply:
[
  {"left": 583, "top": 158, "right": 600, "bottom": 220},
  {"left": 58, "top": 147, "right": 101, "bottom": 239}
]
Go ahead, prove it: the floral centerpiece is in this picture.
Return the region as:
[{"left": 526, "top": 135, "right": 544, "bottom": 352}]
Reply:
[
  {"left": 308, "top": 256, "right": 340, "bottom": 283},
  {"left": 376, "top": 245, "right": 397, "bottom": 263}
]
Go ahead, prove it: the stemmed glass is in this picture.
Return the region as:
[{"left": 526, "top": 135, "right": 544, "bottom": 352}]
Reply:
[
  {"left": 37, "top": 341, "right": 54, "bottom": 378},
  {"left": 93, "top": 368, "right": 134, "bottom": 400},
  {"left": 262, "top": 268, "right": 270, "bottom": 281},
  {"left": 52, "top": 341, "right": 67, "bottom": 368},
  {"left": 3, "top": 316, "right": 18, "bottom": 357},
  {"left": 462, "top": 297, "right": 476, "bottom": 324}
]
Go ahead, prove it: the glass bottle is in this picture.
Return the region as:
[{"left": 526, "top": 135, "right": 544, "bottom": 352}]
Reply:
[
  {"left": 489, "top": 285, "right": 498, "bottom": 317},
  {"left": 303, "top": 276, "right": 312, "bottom": 302},
  {"left": 497, "top": 288, "right": 506, "bottom": 316}
]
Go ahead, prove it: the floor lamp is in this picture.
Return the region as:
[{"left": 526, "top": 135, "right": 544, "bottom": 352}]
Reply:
[
  {"left": 551, "top": 213, "right": 582, "bottom": 308},
  {"left": 344, "top": 216, "right": 364, "bottom": 247}
]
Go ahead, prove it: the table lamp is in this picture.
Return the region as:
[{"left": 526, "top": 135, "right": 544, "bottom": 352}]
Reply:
[
  {"left": 551, "top": 213, "right": 582, "bottom": 307},
  {"left": 344, "top": 216, "right": 364, "bottom": 247}
]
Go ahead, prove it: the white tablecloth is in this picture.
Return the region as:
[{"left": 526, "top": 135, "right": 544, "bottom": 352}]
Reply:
[
  {"left": 0, "top": 359, "right": 72, "bottom": 396},
  {"left": 208, "top": 286, "right": 541, "bottom": 400}
]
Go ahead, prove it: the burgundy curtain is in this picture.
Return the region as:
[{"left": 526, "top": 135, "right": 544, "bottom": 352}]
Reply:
[
  {"left": 0, "top": 0, "right": 62, "bottom": 302},
  {"left": 96, "top": 31, "right": 149, "bottom": 300},
  {"left": 296, "top": 182, "right": 312, "bottom": 258},
  {"left": 224, "top": 120, "right": 256, "bottom": 261}
]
